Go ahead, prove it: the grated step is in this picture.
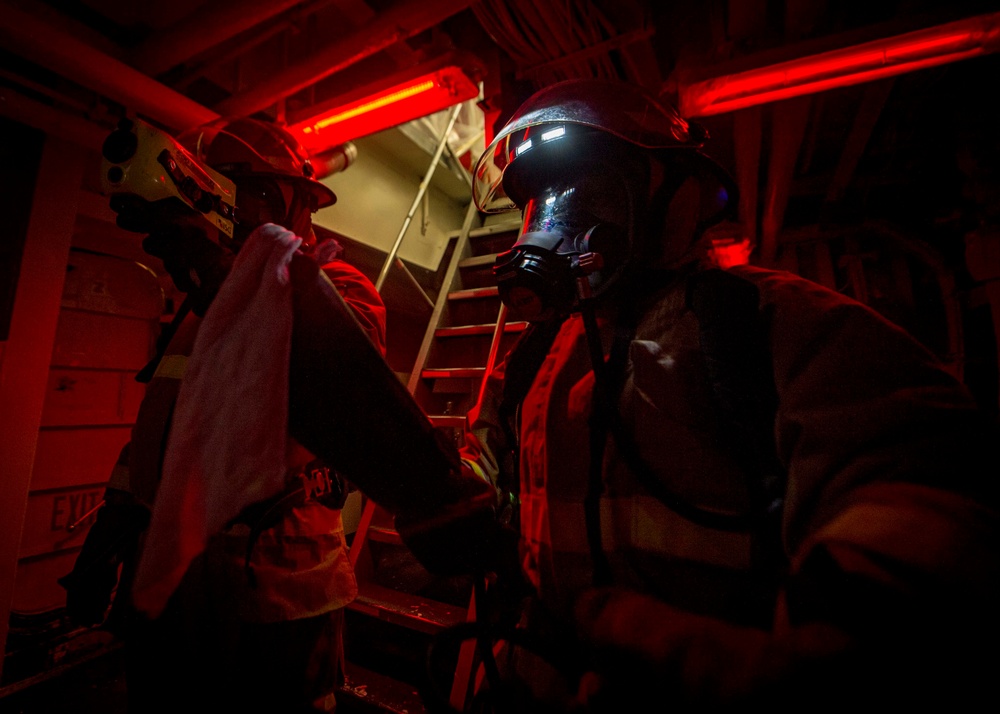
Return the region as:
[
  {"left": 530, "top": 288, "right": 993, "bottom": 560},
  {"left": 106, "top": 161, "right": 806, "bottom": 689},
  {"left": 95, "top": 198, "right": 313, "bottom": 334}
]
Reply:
[
  {"left": 366, "top": 525, "right": 404, "bottom": 545},
  {"left": 428, "top": 414, "right": 465, "bottom": 428},
  {"left": 447, "top": 287, "right": 499, "bottom": 300},
  {"left": 458, "top": 253, "right": 498, "bottom": 269},
  {"left": 467, "top": 219, "right": 522, "bottom": 237},
  {"left": 435, "top": 322, "right": 528, "bottom": 337},
  {"left": 347, "top": 582, "right": 467, "bottom": 635},
  {"left": 420, "top": 367, "right": 486, "bottom": 379},
  {"left": 339, "top": 661, "right": 427, "bottom": 714}
]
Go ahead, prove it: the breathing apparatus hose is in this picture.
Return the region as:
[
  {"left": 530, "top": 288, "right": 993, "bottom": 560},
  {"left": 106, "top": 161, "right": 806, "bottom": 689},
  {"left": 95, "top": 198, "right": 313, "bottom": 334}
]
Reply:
[
  {"left": 422, "top": 574, "right": 586, "bottom": 714},
  {"left": 579, "top": 292, "right": 615, "bottom": 588}
]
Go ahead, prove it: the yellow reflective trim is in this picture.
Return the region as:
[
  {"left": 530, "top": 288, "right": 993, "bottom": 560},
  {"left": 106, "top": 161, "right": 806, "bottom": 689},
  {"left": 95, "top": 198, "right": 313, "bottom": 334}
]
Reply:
[
  {"left": 462, "top": 458, "right": 488, "bottom": 483},
  {"left": 152, "top": 354, "right": 187, "bottom": 380},
  {"left": 521, "top": 493, "right": 752, "bottom": 569}
]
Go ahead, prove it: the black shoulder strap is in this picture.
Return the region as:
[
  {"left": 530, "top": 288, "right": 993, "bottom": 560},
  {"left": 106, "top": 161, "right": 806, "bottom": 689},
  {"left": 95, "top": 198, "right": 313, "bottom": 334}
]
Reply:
[
  {"left": 498, "top": 318, "right": 565, "bottom": 425},
  {"left": 686, "top": 268, "right": 785, "bottom": 578},
  {"left": 685, "top": 269, "right": 783, "bottom": 514},
  {"left": 135, "top": 297, "right": 192, "bottom": 384},
  {"left": 494, "top": 317, "right": 565, "bottom": 526}
]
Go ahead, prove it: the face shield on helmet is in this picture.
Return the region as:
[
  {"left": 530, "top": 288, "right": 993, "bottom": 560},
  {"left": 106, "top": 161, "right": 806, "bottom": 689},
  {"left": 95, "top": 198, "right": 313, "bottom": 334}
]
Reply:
[
  {"left": 492, "top": 127, "right": 648, "bottom": 322},
  {"left": 178, "top": 118, "right": 336, "bottom": 249},
  {"left": 474, "top": 81, "right": 701, "bottom": 210},
  {"left": 474, "top": 78, "right": 739, "bottom": 323}
]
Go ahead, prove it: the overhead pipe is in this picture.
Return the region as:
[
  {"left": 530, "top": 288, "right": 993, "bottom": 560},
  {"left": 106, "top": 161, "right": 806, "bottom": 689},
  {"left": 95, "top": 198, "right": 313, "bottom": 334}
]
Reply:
[
  {"left": 311, "top": 141, "right": 358, "bottom": 180},
  {"left": 823, "top": 79, "right": 894, "bottom": 206},
  {"left": 759, "top": 96, "right": 810, "bottom": 266},
  {"left": 0, "top": 85, "right": 110, "bottom": 150},
  {"left": 0, "top": 1, "right": 218, "bottom": 132},
  {"left": 732, "top": 106, "right": 762, "bottom": 251},
  {"left": 130, "top": 0, "right": 311, "bottom": 77},
  {"left": 214, "top": 0, "right": 473, "bottom": 119}
]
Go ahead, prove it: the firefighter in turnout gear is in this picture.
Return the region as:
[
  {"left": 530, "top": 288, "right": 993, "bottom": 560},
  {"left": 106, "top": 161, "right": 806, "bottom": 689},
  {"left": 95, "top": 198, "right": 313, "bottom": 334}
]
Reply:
[
  {"left": 61, "top": 117, "right": 386, "bottom": 714},
  {"left": 443, "top": 78, "right": 1000, "bottom": 711}
]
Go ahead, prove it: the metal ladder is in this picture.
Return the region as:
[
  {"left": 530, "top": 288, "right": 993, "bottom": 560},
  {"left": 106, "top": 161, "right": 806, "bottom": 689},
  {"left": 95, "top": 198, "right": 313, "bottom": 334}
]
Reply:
[{"left": 342, "top": 196, "right": 522, "bottom": 712}]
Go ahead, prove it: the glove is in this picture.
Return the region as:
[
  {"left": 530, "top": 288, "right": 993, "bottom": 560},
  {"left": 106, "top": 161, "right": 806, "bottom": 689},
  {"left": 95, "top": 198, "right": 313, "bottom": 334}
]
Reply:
[
  {"left": 142, "top": 222, "right": 233, "bottom": 316},
  {"left": 394, "top": 472, "right": 519, "bottom": 577},
  {"left": 59, "top": 562, "right": 119, "bottom": 628},
  {"left": 110, "top": 194, "right": 194, "bottom": 235},
  {"left": 59, "top": 497, "right": 149, "bottom": 628}
]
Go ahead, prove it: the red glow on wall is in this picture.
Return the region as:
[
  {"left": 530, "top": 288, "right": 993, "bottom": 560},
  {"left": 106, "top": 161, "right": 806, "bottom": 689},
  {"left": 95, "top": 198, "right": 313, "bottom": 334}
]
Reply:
[
  {"left": 680, "top": 12, "right": 1000, "bottom": 117},
  {"left": 290, "top": 66, "right": 479, "bottom": 152}
]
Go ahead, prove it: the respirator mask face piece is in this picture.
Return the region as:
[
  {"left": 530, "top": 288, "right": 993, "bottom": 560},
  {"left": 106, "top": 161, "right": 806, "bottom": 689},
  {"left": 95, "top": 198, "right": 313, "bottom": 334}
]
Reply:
[
  {"left": 227, "top": 177, "right": 317, "bottom": 249},
  {"left": 493, "top": 151, "right": 642, "bottom": 323}
]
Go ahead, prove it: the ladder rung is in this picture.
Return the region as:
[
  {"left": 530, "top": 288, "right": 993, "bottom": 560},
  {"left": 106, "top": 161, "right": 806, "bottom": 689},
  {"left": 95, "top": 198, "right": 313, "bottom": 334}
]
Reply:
[
  {"left": 458, "top": 253, "right": 498, "bottom": 269},
  {"left": 468, "top": 219, "right": 522, "bottom": 237},
  {"left": 435, "top": 321, "right": 529, "bottom": 337},
  {"left": 367, "top": 525, "right": 404, "bottom": 545},
  {"left": 421, "top": 367, "right": 486, "bottom": 379},
  {"left": 448, "top": 286, "right": 499, "bottom": 300},
  {"left": 429, "top": 414, "right": 465, "bottom": 428},
  {"left": 348, "top": 582, "right": 467, "bottom": 634}
]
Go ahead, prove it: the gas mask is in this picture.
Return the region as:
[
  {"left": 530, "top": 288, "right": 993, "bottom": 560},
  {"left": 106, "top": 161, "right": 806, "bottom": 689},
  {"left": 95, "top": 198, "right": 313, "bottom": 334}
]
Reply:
[
  {"left": 229, "top": 176, "right": 317, "bottom": 249},
  {"left": 493, "top": 151, "right": 643, "bottom": 324}
]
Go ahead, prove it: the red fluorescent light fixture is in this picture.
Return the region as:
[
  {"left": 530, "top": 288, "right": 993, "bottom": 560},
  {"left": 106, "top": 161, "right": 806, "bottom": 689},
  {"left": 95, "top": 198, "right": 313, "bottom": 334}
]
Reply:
[
  {"left": 290, "top": 64, "right": 480, "bottom": 152},
  {"left": 680, "top": 11, "right": 1000, "bottom": 117}
]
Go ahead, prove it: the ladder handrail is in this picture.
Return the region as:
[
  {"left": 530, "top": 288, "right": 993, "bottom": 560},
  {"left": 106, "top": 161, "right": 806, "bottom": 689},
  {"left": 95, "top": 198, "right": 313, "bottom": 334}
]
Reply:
[
  {"left": 405, "top": 198, "right": 480, "bottom": 395},
  {"left": 347, "top": 197, "right": 479, "bottom": 570},
  {"left": 348, "top": 202, "right": 521, "bottom": 714},
  {"left": 474, "top": 303, "right": 507, "bottom": 408},
  {"left": 375, "top": 102, "right": 464, "bottom": 293}
]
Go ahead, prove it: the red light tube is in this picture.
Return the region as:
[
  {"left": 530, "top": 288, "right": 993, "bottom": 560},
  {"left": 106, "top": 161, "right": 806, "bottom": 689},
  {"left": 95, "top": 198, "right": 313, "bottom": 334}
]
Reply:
[
  {"left": 679, "top": 11, "right": 1000, "bottom": 117},
  {"left": 290, "top": 65, "right": 480, "bottom": 152}
]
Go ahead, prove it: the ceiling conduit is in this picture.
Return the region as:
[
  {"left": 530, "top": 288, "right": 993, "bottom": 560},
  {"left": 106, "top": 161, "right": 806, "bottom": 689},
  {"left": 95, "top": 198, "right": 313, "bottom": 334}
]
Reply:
[
  {"left": 130, "top": 0, "right": 311, "bottom": 77},
  {"left": 213, "top": 0, "right": 474, "bottom": 118},
  {"left": 760, "top": 96, "right": 810, "bottom": 267},
  {"left": 0, "top": 1, "right": 219, "bottom": 131},
  {"left": 679, "top": 10, "right": 1000, "bottom": 118},
  {"left": 0, "top": 0, "right": 472, "bottom": 137}
]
